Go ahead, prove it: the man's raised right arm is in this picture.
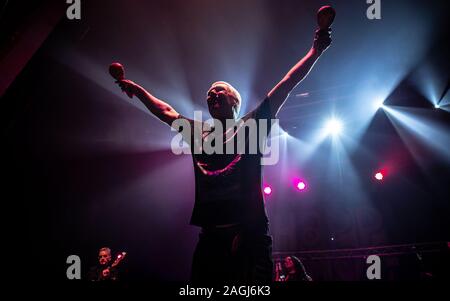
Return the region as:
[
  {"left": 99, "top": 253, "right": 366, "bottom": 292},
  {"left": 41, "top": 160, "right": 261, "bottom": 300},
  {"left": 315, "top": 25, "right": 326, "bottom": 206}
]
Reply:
[{"left": 116, "top": 79, "right": 180, "bottom": 126}]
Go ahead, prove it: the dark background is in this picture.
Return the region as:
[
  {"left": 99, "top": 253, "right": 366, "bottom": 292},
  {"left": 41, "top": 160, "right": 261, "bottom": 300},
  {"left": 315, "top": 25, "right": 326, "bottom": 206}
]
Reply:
[{"left": 2, "top": 0, "right": 449, "bottom": 282}]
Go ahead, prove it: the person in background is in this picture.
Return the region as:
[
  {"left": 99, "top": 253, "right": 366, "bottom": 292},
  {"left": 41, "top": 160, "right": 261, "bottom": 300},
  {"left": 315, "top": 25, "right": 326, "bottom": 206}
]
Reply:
[
  {"left": 88, "top": 247, "right": 120, "bottom": 281},
  {"left": 275, "top": 255, "right": 312, "bottom": 281}
]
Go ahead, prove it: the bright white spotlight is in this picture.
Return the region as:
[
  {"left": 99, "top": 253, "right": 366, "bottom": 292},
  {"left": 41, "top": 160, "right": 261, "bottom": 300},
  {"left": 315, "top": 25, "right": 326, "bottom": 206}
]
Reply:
[
  {"left": 373, "top": 99, "right": 385, "bottom": 110},
  {"left": 434, "top": 103, "right": 440, "bottom": 109},
  {"left": 325, "top": 119, "right": 343, "bottom": 136}
]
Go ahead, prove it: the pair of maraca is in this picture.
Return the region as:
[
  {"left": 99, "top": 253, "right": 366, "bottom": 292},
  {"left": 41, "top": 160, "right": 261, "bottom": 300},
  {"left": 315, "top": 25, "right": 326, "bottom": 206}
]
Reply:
[{"left": 110, "top": 5, "right": 336, "bottom": 97}]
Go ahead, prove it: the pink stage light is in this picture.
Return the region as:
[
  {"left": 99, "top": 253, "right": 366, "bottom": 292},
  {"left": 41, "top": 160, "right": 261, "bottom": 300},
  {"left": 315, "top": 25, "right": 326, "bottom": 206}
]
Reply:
[
  {"left": 375, "top": 172, "right": 384, "bottom": 181},
  {"left": 297, "top": 181, "right": 306, "bottom": 191}
]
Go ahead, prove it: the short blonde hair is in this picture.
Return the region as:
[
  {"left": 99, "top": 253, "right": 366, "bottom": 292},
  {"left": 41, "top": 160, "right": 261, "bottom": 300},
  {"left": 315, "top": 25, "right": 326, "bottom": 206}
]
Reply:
[{"left": 210, "top": 81, "right": 242, "bottom": 117}]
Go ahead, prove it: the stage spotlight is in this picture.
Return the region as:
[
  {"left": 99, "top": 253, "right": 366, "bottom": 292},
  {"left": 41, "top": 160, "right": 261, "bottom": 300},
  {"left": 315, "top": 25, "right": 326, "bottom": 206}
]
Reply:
[
  {"left": 434, "top": 103, "right": 440, "bottom": 109},
  {"left": 325, "top": 119, "right": 343, "bottom": 136},
  {"left": 296, "top": 181, "right": 306, "bottom": 191},
  {"left": 263, "top": 185, "right": 272, "bottom": 195},
  {"left": 374, "top": 172, "right": 384, "bottom": 181},
  {"left": 373, "top": 98, "right": 385, "bottom": 110}
]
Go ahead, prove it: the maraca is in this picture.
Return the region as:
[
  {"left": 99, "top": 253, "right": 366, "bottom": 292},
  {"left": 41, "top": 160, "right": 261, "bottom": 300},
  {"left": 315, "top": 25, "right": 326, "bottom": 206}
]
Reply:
[
  {"left": 109, "top": 62, "right": 133, "bottom": 98},
  {"left": 317, "top": 5, "right": 336, "bottom": 30}
]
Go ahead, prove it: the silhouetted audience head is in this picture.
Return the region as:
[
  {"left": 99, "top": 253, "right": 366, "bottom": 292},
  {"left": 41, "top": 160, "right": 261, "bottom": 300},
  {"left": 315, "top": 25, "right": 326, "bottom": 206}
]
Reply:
[{"left": 284, "top": 256, "right": 312, "bottom": 281}]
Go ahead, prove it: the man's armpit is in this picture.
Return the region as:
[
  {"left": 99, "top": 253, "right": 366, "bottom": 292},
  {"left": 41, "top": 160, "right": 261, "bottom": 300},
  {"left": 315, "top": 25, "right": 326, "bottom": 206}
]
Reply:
[{"left": 171, "top": 116, "right": 193, "bottom": 146}]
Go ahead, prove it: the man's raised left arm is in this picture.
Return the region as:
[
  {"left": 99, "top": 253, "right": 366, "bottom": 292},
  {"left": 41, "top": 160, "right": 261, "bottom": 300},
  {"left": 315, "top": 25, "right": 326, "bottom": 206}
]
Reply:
[{"left": 267, "top": 29, "right": 332, "bottom": 116}]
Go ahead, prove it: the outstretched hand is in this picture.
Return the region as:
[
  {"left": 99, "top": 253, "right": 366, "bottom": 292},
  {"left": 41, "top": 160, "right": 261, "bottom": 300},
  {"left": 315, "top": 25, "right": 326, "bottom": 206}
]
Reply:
[
  {"left": 313, "top": 28, "right": 332, "bottom": 54},
  {"left": 116, "top": 79, "right": 138, "bottom": 98}
]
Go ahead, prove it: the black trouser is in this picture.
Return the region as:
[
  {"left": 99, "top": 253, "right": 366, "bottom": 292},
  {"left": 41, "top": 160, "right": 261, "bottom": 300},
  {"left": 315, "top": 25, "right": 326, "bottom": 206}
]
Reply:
[{"left": 190, "top": 224, "right": 273, "bottom": 282}]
